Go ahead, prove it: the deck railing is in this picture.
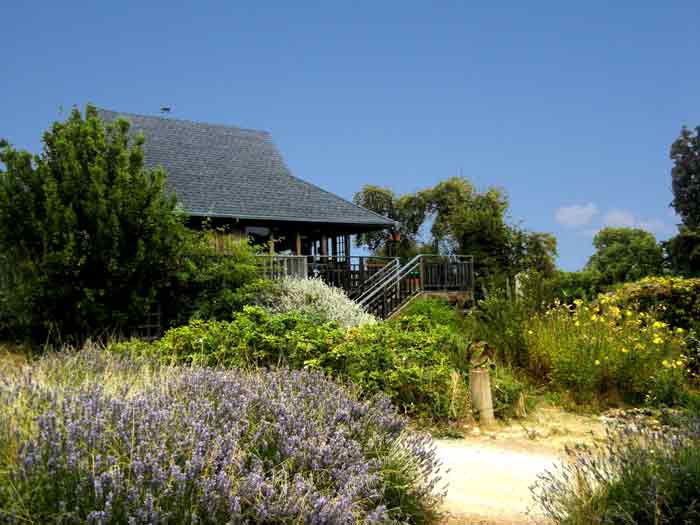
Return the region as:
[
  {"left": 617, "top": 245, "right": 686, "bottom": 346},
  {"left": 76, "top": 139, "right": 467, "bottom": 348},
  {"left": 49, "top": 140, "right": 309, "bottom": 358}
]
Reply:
[
  {"left": 256, "top": 255, "right": 309, "bottom": 279},
  {"left": 256, "top": 255, "right": 397, "bottom": 295},
  {"left": 358, "top": 254, "right": 474, "bottom": 319}
]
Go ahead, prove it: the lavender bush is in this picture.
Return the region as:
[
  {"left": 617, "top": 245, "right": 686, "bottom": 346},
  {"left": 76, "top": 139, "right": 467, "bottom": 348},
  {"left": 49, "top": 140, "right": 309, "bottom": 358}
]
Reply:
[
  {"left": 0, "top": 348, "right": 444, "bottom": 524},
  {"left": 531, "top": 414, "right": 700, "bottom": 524}
]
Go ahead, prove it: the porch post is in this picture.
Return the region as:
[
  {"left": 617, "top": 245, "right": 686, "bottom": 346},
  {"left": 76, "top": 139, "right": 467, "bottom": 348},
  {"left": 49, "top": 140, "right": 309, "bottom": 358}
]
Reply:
[
  {"left": 320, "top": 234, "right": 328, "bottom": 256},
  {"left": 344, "top": 234, "right": 351, "bottom": 258},
  {"left": 295, "top": 232, "right": 302, "bottom": 255}
]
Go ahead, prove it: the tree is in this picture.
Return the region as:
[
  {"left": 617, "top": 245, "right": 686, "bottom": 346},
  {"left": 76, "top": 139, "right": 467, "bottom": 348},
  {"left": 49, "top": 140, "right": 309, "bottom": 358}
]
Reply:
[
  {"left": 423, "top": 179, "right": 512, "bottom": 282},
  {"left": 508, "top": 229, "right": 558, "bottom": 278},
  {"left": 0, "top": 105, "right": 187, "bottom": 341},
  {"left": 663, "top": 227, "right": 700, "bottom": 277},
  {"left": 671, "top": 126, "right": 700, "bottom": 228},
  {"left": 586, "top": 227, "right": 663, "bottom": 285},
  {"left": 354, "top": 177, "right": 558, "bottom": 290},
  {"left": 353, "top": 185, "right": 426, "bottom": 259}
]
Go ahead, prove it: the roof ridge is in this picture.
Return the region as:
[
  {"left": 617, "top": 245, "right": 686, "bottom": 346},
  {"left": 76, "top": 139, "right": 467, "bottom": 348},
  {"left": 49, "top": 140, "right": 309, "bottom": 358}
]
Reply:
[{"left": 96, "top": 107, "right": 271, "bottom": 137}]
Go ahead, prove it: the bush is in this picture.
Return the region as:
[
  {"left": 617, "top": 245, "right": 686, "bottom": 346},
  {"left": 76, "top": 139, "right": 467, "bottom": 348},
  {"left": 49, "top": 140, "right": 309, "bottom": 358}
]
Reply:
[
  {"left": 466, "top": 291, "right": 532, "bottom": 368},
  {"left": 329, "top": 315, "right": 470, "bottom": 421},
  {"left": 532, "top": 414, "right": 700, "bottom": 524},
  {"left": 263, "top": 277, "right": 376, "bottom": 329},
  {"left": 398, "top": 297, "right": 465, "bottom": 331},
  {"left": 152, "top": 306, "right": 344, "bottom": 368},
  {"left": 603, "top": 276, "right": 700, "bottom": 331},
  {"left": 526, "top": 300, "right": 688, "bottom": 404},
  {"left": 0, "top": 348, "right": 444, "bottom": 524},
  {"left": 0, "top": 105, "right": 188, "bottom": 342},
  {"left": 490, "top": 365, "right": 535, "bottom": 420},
  {"left": 164, "top": 230, "right": 272, "bottom": 326},
  {"left": 124, "top": 309, "right": 471, "bottom": 422}
]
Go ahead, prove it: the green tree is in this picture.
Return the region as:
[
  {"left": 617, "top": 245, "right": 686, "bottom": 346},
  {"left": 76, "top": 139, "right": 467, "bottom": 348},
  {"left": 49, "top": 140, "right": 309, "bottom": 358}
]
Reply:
[
  {"left": 0, "top": 105, "right": 187, "bottom": 341},
  {"left": 508, "top": 229, "right": 558, "bottom": 278},
  {"left": 671, "top": 126, "right": 700, "bottom": 228},
  {"left": 663, "top": 227, "right": 700, "bottom": 277},
  {"left": 423, "top": 179, "right": 512, "bottom": 283},
  {"left": 354, "top": 177, "right": 558, "bottom": 290},
  {"left": 353, "top": 185, "right": 426, "bottom": 259},
  {"left": 586, "top": 227, "right": 663, "bottom": 285}
]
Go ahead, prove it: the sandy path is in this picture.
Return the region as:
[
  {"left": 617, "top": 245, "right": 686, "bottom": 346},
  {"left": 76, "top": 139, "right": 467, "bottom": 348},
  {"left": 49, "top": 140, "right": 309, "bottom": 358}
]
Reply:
[{"left": 435, "top": 439, "right": 558, "bottom": 524}]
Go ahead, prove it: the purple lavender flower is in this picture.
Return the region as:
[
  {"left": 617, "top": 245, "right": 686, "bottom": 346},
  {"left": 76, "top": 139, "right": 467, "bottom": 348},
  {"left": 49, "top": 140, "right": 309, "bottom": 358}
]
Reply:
[{"left": 0, "top": 348, "right": 443, "bottom": 524}]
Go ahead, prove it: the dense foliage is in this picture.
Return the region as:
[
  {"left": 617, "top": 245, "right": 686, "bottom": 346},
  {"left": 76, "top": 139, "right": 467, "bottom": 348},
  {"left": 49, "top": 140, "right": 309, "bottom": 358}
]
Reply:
[
  {"left": 663, "top": 226, "right": 700, "bottom": 277},
  {"left": 585, "top": 227, "right": 664, "bottom": 286},
  {"left": 465, "top": 291, "right": 534, "bottom": 368},
  {"left": 603, "top": 276, "right": 700, "bottom": 331},
  {"left": 262, "top": 277, "right": 377, "bottom": 329},
  {"left": 670, "top": 125, "right": 700, "bottom": 229},
  {"left": 118, "top": 306, "right": 470, "bottom": 421},
  {"left": 353, "top": 177, "right": 557, "bottom": 288},
  {"left": 526, "top": 299, "right": 687, "bottom": 404},
  {"left": 147, "top": 306, "right": 344, "bottom": 368},
  {"left": 0, "top": 348, "right": 444, "bottom": 524},
  {"left": 331, "top": 316, "right": 470, "bottom": 421},
  {"left": 0, "top": 105, "right": 187, "bottom": 341},
  {"left": 533, "top": 414, "right": 700, "bottom": 524},
  {"left": 164, "top": 230, "right": 268, "bottom": 325}
]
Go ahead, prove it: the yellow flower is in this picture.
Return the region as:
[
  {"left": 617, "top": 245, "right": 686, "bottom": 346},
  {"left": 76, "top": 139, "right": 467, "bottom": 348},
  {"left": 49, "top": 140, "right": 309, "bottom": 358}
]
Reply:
[
  {"left": 574, "top": 299, "right": 583, "bottom": 306},
  {"left": 652, "top": 321, "right": 667, "bottom": 329},
  {"left": 591, "top": 315, "right": 598, "bottom": 321},
  {"left": 594, "top": 359, "right": 601, "bottom": 365},
  {"left": 625, "top": 310, "right": 633, "bottom": 317},
  {"left": 621, "top": 347, "right": 629, "bottom": 353},
  {"left": 662, "top": 359, "right": 670, "bottom": 367},
  {"left": 653, "top": 336, "right": 664, "bottom": 345},
  {"left": 676, "top": 327, "right": 685, "bottom": 334},
  {"left": 528, "top": 330, "right": 534, "bottom": 335},
  {"left": 574, "top": 320, "right": 580, "bottom": 327}
]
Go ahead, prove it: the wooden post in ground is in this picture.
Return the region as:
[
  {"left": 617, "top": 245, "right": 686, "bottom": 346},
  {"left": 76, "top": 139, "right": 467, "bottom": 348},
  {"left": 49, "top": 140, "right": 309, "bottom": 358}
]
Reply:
[{"left": 469, "top": 367, "right": 496, "bottom": 428}]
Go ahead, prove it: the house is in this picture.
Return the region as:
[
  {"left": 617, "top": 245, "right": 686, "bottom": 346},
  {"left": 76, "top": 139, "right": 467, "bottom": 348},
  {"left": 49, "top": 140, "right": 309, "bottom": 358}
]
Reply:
[
  {"left": 97, "top": 109, "right": 473, "bottom": 319},
  {"left": 97, "top": 109, "right": 395, "bottom": 257}
]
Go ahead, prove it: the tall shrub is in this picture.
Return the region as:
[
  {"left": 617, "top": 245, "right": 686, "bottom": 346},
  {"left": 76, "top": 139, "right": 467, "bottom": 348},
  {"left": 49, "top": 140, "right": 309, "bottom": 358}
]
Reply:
[
  {"left": 263, "top": 277, "right": 376, "bottom": 329},
  {"left": 0, "top": 105, "right": 186, "bottom": 341}
]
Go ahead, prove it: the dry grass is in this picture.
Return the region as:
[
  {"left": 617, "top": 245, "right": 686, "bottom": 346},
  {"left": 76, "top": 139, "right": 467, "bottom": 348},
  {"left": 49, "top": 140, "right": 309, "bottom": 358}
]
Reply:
[{"left": 0, "top": 341, "right": 30, "bottom": 369}]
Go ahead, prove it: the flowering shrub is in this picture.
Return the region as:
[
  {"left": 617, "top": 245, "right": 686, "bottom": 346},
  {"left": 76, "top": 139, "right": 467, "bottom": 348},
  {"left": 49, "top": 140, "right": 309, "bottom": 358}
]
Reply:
[
  {"left": 603, "top": 276, "right": 700, "bottom": 331},
  {"left": 264, "top": 277, "right": 377, "bottom": 329},
  {"left": 532, "top": 414, "right": 700, "bottom": 524},
  {"left": 0, "top": 348, "right": 444, "bottom": 524},
  {"left": 526, "top": 300, "right": 688, "bottom": 404}
]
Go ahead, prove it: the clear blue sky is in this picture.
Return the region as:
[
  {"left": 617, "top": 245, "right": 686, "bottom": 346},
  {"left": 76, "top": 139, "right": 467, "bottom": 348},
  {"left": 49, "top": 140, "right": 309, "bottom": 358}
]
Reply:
[{"left": 3, "top": 1, "right": 699, "bottom": 270}]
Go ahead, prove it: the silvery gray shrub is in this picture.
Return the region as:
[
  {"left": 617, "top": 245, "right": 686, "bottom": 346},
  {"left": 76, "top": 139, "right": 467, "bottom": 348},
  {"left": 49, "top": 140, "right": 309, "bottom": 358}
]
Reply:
[{"left": 265, "top": 277, "right": 377, "bottom": 329}]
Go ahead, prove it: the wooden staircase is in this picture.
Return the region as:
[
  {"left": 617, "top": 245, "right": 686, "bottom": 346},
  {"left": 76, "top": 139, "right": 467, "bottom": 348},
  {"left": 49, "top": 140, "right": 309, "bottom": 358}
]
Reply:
[{"left": 357, "top": 255, "right": 474, "bottom": 320}]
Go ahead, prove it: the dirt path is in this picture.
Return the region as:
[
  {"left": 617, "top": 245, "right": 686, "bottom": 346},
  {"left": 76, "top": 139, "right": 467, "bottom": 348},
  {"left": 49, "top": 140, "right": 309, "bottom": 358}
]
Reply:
[
  {"left": 435, "top": 407, "right": 605, "bottom": 524},
  {"left": 435, "top": 440, "right": 556, "bottom": 524}
]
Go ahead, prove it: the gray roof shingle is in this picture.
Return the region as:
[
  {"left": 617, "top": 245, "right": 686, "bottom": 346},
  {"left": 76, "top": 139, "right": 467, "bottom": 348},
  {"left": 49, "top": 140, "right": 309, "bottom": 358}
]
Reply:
[{"left": 97, "top": 109, "right": 394, "bottom": 229}]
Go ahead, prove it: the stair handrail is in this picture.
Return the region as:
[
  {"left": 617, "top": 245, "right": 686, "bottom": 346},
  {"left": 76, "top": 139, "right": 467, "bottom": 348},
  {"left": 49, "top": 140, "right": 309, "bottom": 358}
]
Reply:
[
  {"left": 358, "top": 254, "right": 423, "bottom": 308},
  {"left": 351, "top": 258, "right": 400, "bottom": 300}
]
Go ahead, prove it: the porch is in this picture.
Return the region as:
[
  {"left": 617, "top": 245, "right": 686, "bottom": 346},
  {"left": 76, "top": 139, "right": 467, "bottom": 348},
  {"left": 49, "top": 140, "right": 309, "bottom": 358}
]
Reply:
[{"left": 257, "top": 253, "right": 475, "bottom": 319}]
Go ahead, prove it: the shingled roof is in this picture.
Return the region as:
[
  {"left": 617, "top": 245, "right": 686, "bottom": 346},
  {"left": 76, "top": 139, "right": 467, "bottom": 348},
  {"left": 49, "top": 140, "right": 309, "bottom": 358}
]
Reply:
[{"left": 97, "top": 109, "right": 394, "bottom": 230}]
